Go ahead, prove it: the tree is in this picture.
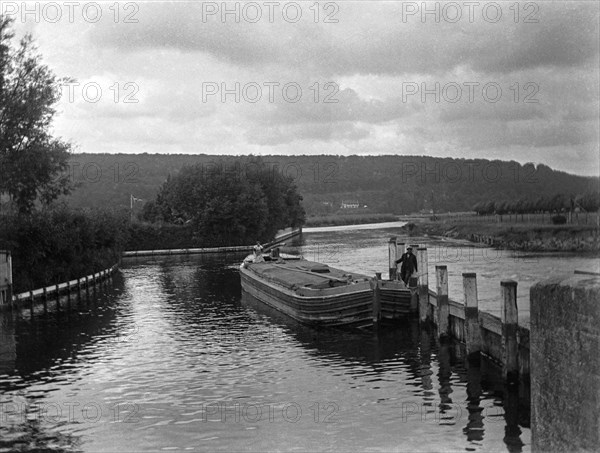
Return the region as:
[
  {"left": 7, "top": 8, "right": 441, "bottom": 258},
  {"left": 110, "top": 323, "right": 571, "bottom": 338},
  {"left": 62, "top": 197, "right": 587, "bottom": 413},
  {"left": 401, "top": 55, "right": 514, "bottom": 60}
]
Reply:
[
  {"left": 151, "top": 159, "right": 305, "bottom": 245},
  {"left": 0, "top": 16, "right": 73, "bottom": 213}
]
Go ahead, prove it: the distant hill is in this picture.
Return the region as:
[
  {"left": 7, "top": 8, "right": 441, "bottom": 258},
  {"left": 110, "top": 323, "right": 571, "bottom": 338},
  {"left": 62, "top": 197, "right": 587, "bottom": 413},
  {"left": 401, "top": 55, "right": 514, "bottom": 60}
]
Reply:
[{"left": 62, "top": 153, "right": 599, "bottom": 215}]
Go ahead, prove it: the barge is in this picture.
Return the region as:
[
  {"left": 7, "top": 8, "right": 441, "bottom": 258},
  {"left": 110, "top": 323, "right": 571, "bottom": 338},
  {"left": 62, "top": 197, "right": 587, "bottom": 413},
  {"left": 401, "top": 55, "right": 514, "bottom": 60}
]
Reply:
[{"left": 239, "top": 252, "right": 412, "bottom": 329}]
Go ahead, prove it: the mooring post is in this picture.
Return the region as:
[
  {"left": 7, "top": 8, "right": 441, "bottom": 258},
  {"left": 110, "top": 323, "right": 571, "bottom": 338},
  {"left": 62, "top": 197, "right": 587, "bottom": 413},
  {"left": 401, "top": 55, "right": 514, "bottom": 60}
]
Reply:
[
  {"left": 463, "top": 273, "right": 481, "bottom": 359},
  {"left": 371, "top": 275, "right": 381, "bottom": 329},
  {"left": 436, "top": 265, "right": 449, "bottom": 338},
  {"left": 388, "top": 237, "right": 397, "bottom": 280},
  {"left": 395, "top": 241, "right": 404, "bottom": 280},
  {"left": 1, "top": 251, "right": 14, "bottom": 309},
  {"left": 55, "top": 282, "right": 60, "bottom": 310},
  {"left": 417, "top": 247, "right": 429, "bottom": 322},
  {"left": 42, "top": 286, "right": 48, "bottom": 312},
  {"left": 501, "top": 280, "right": 519, "bottom": 384}
]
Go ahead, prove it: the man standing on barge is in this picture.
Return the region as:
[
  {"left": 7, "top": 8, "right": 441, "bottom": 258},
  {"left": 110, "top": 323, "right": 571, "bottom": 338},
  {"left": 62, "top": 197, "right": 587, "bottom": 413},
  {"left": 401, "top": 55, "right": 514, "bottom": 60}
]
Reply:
[{"left": 395, "top": 246, "right": 418, "bottom": 286}]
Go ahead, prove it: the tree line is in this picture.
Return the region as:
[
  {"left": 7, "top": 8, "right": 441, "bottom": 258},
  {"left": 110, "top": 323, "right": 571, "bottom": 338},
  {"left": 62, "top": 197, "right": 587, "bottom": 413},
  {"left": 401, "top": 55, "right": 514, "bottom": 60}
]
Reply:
[
  {"left": 472, "top": 191, "right": 600, "bottom": 216},
  {"left": 57, "top": 153, "right": 599, "bottom": 216}
]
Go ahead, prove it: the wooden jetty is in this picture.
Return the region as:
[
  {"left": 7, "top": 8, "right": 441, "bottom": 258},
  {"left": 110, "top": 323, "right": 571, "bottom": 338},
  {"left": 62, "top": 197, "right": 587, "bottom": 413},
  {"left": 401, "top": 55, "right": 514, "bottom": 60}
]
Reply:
[{"left": 386, "top": 236, "right": 530, "bottom": 382}]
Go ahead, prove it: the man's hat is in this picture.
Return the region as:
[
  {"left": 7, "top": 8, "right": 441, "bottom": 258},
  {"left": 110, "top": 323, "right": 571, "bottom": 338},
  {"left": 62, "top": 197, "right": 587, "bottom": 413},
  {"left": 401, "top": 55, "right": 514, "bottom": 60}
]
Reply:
[{"left": 406, "top": 246, "right": 413, "bottom": 250}]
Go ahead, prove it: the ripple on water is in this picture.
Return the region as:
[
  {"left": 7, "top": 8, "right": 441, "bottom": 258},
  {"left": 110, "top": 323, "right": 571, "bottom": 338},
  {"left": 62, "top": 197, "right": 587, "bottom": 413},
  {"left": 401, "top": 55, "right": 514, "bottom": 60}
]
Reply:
[{"left": 0, "top": 252, "right": 530, "bottom": 452}]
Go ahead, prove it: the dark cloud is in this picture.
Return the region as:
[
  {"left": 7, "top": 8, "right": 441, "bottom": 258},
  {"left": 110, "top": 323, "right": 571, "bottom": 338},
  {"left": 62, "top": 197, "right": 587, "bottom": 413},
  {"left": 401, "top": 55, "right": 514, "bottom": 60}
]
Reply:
[{"left": 90, "top": 2, "right": 599, "bottom": 76}]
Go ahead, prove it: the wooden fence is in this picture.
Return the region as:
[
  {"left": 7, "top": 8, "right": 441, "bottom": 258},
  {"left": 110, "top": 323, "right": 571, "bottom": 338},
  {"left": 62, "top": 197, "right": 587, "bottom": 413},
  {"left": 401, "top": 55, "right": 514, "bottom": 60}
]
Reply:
[
  {"left": 1, "top": 263, "right": 118, "bottom": 312},
  {"left": 443, "top": 211, "right": 599, "bottom": 226}
]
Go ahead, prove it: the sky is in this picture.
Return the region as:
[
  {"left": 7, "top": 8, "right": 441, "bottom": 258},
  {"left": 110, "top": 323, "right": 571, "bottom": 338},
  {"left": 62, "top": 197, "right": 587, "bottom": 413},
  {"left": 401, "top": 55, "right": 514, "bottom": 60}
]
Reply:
[{"left": 4, "top": 0, "right": 600, "bottom": 176}]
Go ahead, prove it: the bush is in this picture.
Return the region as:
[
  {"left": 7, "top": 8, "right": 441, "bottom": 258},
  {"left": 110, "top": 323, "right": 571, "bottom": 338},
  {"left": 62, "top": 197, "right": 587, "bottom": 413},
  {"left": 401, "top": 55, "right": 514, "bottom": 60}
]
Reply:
[
  {"left": 0, "top": 208, "right": 129, "bottom": 292},
  {"left": 551, "top": 215, "right": 567, "bottom": 225}
]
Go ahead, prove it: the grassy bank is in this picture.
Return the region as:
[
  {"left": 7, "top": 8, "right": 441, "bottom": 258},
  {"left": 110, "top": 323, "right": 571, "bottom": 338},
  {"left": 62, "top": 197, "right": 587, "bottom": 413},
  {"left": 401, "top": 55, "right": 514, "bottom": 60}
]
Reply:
[
  {"left": 304, "top": 213, "right": 398, "bottom": 227},
  {"left": 401, "top": 218, "right": 600, "bottom": 252}
]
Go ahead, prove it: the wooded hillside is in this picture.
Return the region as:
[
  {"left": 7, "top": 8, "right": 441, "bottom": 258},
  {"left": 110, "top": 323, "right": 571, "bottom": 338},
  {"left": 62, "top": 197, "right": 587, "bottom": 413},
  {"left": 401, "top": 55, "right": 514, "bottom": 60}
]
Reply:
[{"left": 60, "top": 153, "right": 599, "bottom": 215}]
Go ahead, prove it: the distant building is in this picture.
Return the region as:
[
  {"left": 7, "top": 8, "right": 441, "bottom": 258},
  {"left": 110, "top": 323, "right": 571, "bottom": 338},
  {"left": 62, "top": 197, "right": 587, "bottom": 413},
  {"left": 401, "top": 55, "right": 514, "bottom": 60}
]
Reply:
[{"left": 341, "top": 200, "right": 360, "bottom": 209}]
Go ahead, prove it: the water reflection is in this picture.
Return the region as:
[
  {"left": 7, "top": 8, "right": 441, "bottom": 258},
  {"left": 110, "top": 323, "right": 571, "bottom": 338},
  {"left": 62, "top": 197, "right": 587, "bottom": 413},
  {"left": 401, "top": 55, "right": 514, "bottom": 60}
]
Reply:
[
  {"left": 241, "top": 291, "right": 529, "bottom": 452},
  {"left": 0, "top": 252, "right": 530, "bottom": 452}
]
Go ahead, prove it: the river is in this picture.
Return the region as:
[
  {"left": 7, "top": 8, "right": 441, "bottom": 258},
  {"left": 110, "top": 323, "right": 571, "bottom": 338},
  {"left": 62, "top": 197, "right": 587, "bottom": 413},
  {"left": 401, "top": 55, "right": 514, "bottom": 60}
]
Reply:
[{"left": 3, "top": 222, "right": 595, "bottom": 452}]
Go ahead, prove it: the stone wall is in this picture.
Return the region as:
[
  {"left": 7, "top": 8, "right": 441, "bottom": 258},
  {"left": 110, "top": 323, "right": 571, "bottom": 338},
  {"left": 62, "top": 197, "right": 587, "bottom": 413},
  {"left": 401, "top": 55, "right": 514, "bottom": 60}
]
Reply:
[{"left": 530, "top": 274, "right": 600, "bottom": 451}]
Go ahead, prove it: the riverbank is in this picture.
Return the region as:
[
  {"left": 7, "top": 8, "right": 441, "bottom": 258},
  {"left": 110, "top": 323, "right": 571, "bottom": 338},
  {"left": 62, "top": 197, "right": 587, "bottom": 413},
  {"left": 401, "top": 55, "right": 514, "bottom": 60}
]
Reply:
[
  {"left": 304, "top": 213, "right": 397, "bottom": 227},
  {"left": 400, "top": 219, "right": 600, "bottom": 252}
]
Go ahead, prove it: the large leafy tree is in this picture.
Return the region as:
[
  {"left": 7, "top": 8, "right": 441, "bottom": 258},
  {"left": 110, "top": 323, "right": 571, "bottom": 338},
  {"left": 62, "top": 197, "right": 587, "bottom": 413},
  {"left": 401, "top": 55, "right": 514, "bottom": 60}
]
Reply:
[
  {"left": 0, "top": 16, "right": 73, "bottom": 213},
  {"left": 147, "top": 159, "right": 306, "bottom": 245}
]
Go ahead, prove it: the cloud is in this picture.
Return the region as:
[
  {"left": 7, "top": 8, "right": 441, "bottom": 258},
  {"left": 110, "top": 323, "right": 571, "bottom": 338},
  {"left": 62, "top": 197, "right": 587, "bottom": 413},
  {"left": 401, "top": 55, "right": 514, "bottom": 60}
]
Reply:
[
  {"left": 10, "top": 0, "right": 597, "bottom": 176},
  {"left": 90, "top": 2, "right": 599, "bottom": 76}
]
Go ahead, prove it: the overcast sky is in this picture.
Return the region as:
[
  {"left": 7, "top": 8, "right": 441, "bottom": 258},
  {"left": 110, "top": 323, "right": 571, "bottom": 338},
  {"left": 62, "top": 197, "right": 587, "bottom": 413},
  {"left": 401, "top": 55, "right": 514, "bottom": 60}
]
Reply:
[{"left": 6, "top": 0, "right": 600, "bottom": 176}]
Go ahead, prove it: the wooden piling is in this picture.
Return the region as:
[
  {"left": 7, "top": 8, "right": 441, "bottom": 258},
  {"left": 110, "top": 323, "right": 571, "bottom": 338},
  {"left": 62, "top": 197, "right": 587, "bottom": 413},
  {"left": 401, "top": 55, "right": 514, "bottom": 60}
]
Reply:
[
  {"left": 371, "top": 275, "right": 381, "bottom": 327},
  {"left": 85, "top": 276, "right": 90, "bottom": 298},
  {"left": 501, "top": 280, "right": 519, "bottom": 383},
  {"left": 395, "top": 241, "right": 404, "bottom": 280},
  {"left": 388, "top": 237, "right": 398, "bottom": 280},
  {"left": 435, "top": 265, "right": 449, "bottom": 338},
  {"left": 55, "top": 282, "right": 60, "bottom": 309},
  {"left": 42, "top": 287, "right": 48, "bottom": 312},
  {"left": 463, "top": 273, "right": 481, "bottom": 358},
  {"left": 416, "top": 247, "right": 429, "bottom": 323}
]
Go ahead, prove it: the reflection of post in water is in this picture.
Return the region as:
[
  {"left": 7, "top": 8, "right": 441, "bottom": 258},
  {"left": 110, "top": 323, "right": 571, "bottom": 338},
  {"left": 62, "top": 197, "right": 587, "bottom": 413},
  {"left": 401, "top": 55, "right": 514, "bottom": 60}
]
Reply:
[
  {"left": 437, "top": 341, "right": 454, "bottom": 424},
  {"left": 503, "top": 385, "right": 524, "bottom": 453},
  {"left": 418, "top": 329, "right": 435, "bottom": 412},
  {"left": 463, "top": 357, "right": 484, "bottom": 442}
]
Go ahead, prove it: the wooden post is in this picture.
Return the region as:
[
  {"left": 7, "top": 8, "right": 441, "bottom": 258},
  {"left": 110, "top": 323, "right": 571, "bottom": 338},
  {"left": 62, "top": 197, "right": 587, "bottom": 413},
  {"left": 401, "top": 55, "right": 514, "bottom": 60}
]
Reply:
[
  {"left": 66, "top": 281, "right": 71, "bottom": 306},
  {"left": 436, "top": 265, "right": 449, "bottom": 338},
  {"left": 0, "top": 251, "right": 13, "bottom": 309},
  {"left": 388, "top": 237, "right": 397, "bottom": 280},
  {"left": 85, "top": 276, "right": 90, "bottom": 298},
  {"left": 501, "top": 280, "right": 519, "bottom": 384},
  {"left": 29, "top": 290, "right": 34, "bottom": 316},
  {"left": 417, "top": 247, "right": 429, "bottom": 322},
  {"left": 371, "top": 276, "right": 381, "bottom": 328},
  {"left": 395, "top": 241, "right": 404, "bottom": 280},
  {"left": 42, "top": 286, "right": 48, "bottom": 312},
  {"left": 463, "top": 273, "right": 481, "bottom": 358},
  {"left": 55, "top": 282, "right": 60, "bottom": 309}
]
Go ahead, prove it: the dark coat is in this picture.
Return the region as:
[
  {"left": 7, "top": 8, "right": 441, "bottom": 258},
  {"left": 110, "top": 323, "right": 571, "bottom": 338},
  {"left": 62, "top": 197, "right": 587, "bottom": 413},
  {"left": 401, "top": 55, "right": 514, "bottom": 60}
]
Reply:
[{"left": 395, "top": 252, "right": 418, "bottom": 276}]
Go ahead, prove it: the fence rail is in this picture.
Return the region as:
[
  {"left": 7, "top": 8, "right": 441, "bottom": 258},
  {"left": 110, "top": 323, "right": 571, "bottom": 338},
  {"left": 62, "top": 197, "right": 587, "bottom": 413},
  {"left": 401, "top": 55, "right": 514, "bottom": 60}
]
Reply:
[
  {"left": 441, "top": 211, "right": 599, "bottom": 225},
  {"left": 1, "top": 263, "right": 119, "bottom": 312}
]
